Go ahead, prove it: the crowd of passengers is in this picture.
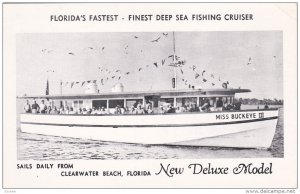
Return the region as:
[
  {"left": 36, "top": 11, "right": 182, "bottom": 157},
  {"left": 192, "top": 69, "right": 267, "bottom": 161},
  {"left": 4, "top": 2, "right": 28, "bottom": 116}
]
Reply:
[{"left": 23, "top": 97, "right": 249, "bottom": 115}]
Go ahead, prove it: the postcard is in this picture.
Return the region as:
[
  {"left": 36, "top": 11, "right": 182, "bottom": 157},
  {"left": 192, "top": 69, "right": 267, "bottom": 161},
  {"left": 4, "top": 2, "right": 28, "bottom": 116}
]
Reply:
[{"left": 2, "top": 2, "right": 297, "bottom": 189}]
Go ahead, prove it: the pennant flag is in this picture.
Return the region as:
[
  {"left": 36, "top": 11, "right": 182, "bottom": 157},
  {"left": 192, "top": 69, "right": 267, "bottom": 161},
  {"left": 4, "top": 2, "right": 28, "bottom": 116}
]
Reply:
[
  {"left": 203, "top": 78, "right": 207, "bottom": 82},
  {"left": 202, "top": 70, "right": 206, "bottom": 76},
  {"left": 81, "top": 81, "right": 86, "bottom": 87},
  {"left": 195, "top": 73, "right": 200, "bottom": 79},
  {"left": 192, "top": 65, "right": 196, "bottom": 71},
  {"left": 71, "top": 82, "right": 75, "bottom": 88},
  {"left": 75, "top": 81, "right": 80, "bottom": 84},
  {"left": 178, "top": 60, "right": 185, "bottom": 66},
  {"left": 93, "top": 80, "right": 97, "bottom": 83},
  {"left": 87, "top": 80, "right": 91, "bottom": 83},
  {"left": 222, "top": 82, "right": 228, "bottom": 89},
  {"left": 181, "top": 69, "right": 183, "bottom": 74}
]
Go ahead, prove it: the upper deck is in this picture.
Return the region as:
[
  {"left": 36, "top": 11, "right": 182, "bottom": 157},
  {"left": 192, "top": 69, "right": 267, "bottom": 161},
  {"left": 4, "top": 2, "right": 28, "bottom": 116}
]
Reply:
[{"left": 17, "top": 88, "right": 251, "bottom": 100}]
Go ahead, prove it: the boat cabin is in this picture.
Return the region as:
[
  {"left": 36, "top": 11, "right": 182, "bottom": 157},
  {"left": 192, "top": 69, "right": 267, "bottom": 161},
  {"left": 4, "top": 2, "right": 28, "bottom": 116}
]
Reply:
[{"left": 19, "top": 88, "right": 250, "bottom": 114}]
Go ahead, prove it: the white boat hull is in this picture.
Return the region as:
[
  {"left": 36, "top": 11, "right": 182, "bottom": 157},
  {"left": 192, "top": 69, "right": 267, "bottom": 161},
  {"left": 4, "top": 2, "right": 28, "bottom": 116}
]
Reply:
[{"left": 20, "top": 110, "right": 279, "bottom": 148}]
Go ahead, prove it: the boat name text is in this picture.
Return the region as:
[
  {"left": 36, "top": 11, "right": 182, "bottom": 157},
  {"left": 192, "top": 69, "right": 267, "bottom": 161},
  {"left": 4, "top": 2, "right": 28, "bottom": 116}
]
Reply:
[{"left": 216, "top": 112, "right": 264, "bottom": 120}]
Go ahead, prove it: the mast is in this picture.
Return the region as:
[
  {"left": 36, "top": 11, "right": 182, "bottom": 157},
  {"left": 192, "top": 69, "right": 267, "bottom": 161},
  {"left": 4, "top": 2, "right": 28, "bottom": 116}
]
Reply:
[{"left": 172, "top": 32, "right": 177, "bottom": 90}]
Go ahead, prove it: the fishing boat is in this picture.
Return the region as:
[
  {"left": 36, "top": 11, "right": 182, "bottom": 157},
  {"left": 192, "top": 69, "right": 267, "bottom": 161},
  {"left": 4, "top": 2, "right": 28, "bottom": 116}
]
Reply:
[
  {"left": 18, "top": 88, "right": 278, "bottom": 149},
  {"left": 17, "top": 32, "right": 279, "bottom": 149}
]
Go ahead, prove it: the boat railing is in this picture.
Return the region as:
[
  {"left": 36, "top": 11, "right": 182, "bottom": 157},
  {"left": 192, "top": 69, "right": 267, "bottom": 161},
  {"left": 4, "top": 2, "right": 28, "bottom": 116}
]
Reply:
[{"left": 20, "top": 108, "right": 279, "bottom": 117}]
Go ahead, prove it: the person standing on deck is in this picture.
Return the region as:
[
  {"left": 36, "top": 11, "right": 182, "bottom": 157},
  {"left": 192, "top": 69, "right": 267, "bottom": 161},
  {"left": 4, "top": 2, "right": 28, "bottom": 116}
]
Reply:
[
  {"left": 39, "top": 100, "right": 47, "bottom": 114},
  {"left": 46, "top": 106, "right": 52, "bottom": 114},
  {"left": 69, "top": 107, "right": 75, "bottom": 114},
  {"left": 145, "top": 102, "right": 153, "bottom": 114},
  {"left": 99, "top": 107, "right": 107, "bottom": 114},
  {"left": 82, "top": 108, "right": 88, "bottom": 114},
  {"left": 234, "top": 98, "right": 242, "bottom": 110},
  {"left": 23, "top": 100, "right": 31, "bottom": 113},
  {"left": 136, "top": 104, "right": 145, "bottom": 114},
  {"left": 166, "top": 104, "right": 175, "bottom": 113},
  {"left": 200, "top": 98, "right": 210, "bottom": 112},
  {"left": 175, "top": 106, "right": 181, "bottom": 113},
  {"left": 159, "top": 105, "right": 166, "bottom": 114},
  {"left": 91, "top": 107, "right": 97, "bottom": 114},
  {"left": 264, "top": 103, "right": 269, "bottom": 109},
  {"left": 96, "top": 107, "right": 101, "bottom": 114},
  {"left": 114, "top": 105, "right": 122, "bottom": 114},
  {"left": 129, "top": 106, "right": 137, "bottom": 114},
  {"left": 59, "top": 106, "right": 65, "bottom": 114},
  {"left": 216, "top": 97, "right": 223, "bottom": 111},
  {"left": 31, "top": 100, "right": 39, "bottom": 114},
  {"left": 50, "top": 106, "right": 58, "bottom": 114}
]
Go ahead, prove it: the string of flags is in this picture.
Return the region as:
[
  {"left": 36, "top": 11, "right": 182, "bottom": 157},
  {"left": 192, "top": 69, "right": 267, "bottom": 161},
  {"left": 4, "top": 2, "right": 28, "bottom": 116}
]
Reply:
[
  {"left": 44, "top": 32, "right": 233, "bottom": 90},
  {"left": 60, "top": 60, "right": 230, "bottom": 90}
]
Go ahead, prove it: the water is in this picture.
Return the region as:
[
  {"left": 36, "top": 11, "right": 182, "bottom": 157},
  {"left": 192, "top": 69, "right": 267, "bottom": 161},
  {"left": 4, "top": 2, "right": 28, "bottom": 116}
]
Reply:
[{"left": 17, "top": 104, "right": 284, "bottom": 160}]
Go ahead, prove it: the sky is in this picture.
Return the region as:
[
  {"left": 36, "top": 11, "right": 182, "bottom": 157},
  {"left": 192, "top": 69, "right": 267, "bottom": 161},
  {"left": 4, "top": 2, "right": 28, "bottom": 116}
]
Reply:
[{"left": 16, "top": 31, "right": 283, "bottom": 99}]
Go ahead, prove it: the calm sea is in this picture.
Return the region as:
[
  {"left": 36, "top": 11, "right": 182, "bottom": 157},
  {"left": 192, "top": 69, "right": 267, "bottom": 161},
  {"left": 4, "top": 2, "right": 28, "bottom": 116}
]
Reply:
[{"left": 16, "top": 101, "right": 284, "bottom": 160}]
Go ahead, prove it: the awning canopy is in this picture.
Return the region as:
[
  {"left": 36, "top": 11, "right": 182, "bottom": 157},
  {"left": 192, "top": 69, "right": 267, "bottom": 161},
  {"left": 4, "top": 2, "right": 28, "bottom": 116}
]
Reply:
[{"left": 17, "top": 88, "right": 251, "bottom": 100}]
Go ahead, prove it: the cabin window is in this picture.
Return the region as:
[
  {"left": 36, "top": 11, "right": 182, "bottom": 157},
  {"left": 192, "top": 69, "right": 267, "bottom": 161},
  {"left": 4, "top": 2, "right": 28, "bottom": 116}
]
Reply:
[
  {"left": 73, "top": 100, "right": 83, "bottom": 108},
  {"left": 159, "top": 98, "right": 175, "bottom": 107},
  {"left": 109, "top": 99, "right": 125, "bottom": 108},
  {"left": 64, "top": 101, "right": 72, "bottom": 108},
  {"left": 92, "top": 100, "right": 107, "bottom": 109},
  {"left": 145, "top": 96, "right": 159, "bottom": 108},
  {"left": 126, "top": 99, "right": 143, "bottom": 108},
  {"left": 176, "top": 97, "right": 197, "bottom": 107}
]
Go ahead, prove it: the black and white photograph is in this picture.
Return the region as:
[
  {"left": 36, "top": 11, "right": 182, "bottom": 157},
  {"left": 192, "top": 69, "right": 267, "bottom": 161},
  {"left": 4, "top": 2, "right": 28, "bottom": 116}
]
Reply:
[
  {"left": 16, "top": 31, "right": 283, "bottom": 160},
  {"left": 3, "top": 2, "right": 297, "bottom": 189}
]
